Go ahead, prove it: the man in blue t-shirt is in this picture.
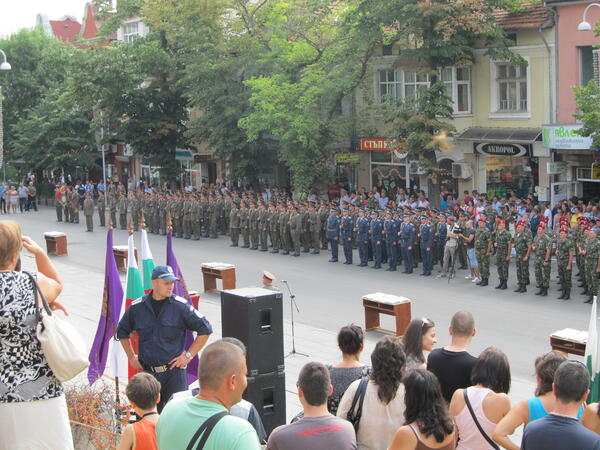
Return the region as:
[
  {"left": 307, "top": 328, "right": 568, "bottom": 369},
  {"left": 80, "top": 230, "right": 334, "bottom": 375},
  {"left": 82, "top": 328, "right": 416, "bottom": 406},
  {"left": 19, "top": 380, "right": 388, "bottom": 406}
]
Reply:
[{"left": 521, "top": 360, "right": 600, "bottom": 450}]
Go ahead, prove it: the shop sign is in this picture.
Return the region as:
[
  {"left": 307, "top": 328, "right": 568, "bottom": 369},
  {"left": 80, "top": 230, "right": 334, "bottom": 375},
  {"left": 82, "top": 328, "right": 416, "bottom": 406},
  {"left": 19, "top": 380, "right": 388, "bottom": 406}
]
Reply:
[
  {"left": 546, "top": 162, "right": 568, "bottom": 175},
  {"left": 175, "top": 148, "right": 194, "bottom": 161},
  {"left": 360, "top": 138, "right": 393, "bottom": 151},
  {"left": 542, "top": 125, "right": 593, "bottom": 150},
  {"left": 335, "top": 153, "right": 361, "bottom": 164},
  {"left": 474, "top": 142, "right": 531, "bottom": 157}
]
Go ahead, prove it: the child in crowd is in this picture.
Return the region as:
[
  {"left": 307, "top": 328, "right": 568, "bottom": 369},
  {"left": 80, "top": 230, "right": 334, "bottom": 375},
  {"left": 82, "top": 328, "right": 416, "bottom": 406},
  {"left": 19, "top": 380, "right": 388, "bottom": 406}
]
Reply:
[{"left": 118, "top": 373, "right": 161, "bottom": 450}]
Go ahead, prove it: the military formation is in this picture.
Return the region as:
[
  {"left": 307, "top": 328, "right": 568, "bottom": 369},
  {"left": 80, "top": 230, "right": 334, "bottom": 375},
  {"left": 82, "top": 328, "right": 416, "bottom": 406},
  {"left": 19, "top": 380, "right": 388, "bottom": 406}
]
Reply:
[{"left": 53, "top": 182, "right": 600, "bottom": 304}]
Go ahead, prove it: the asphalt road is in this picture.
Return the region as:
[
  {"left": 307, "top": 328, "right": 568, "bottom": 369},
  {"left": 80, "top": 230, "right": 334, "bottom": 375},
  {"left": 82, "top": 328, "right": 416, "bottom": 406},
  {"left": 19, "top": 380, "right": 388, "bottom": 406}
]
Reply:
[{"left": 14, "top": 206, "right": 591, "bottom": 381}]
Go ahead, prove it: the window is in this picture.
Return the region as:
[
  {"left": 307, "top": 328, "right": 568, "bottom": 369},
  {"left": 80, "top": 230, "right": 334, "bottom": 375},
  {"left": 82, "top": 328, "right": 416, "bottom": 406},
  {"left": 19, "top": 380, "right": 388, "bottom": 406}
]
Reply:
[
  {"left": 123, "top": 21, "right": 141, "bottom": 43},
  {"left": 403, "top": 71, "right": 430, "bottom": 99},
  {"left": 441, "top": 67, "right": 471, "bottom": 114},
  {"left": 581, "top": 46, "right": 594, "bottom": 86},
  {"left": 378, "top": 70, "right": 402, "bottom": 100},
  {"left": 495, "top": 63, "right": 527, "bottom": 112},
  {"left": 382, "top": 45, "right": 393, "bottom": 56}
]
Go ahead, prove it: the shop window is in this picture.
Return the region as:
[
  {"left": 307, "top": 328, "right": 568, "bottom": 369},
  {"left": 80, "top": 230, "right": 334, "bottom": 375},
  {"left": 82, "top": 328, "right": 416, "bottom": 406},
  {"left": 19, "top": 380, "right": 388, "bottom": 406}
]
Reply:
[
  {"left": 581, "top": 46, "right": 594, "bottom": 86},
  {"left": 485, "top": 156, "right": 537, "bottom": 199},
  {"left": 493, "top": 62, "right": 528, "bottom": 113}
]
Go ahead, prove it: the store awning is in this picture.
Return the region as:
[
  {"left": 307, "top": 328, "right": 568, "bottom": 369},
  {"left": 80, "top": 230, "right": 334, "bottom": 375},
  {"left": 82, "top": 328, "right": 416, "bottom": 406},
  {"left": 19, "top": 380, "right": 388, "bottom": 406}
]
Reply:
[{"left": 455, "top": 127, "right": 541, "bottom": 144}]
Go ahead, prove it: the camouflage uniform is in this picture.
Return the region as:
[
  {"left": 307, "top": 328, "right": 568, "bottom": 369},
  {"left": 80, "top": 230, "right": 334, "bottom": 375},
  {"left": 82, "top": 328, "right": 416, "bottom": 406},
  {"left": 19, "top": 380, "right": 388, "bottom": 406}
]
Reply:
[
  {"left": 584, "top": 236, "right": 600, "bottom": 302},
  {"left": 513, "top": 230, "right": 532, "bottom": 290},
  {"left": 493, "top": 228, "right": 512, "bottom": 288},
  {"left": 533, "top": 230, "right": 553, "bottom": 294},
  {"left": 474, "top": 224, "right": 491, "bottom": 285},
  {"left": 556, "top": 234, "right": 574, "bottom": 298}
]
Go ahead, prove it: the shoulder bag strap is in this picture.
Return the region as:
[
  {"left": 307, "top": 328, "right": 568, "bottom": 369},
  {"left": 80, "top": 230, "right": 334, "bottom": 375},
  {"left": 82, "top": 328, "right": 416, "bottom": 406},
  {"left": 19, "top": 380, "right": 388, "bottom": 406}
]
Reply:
[
  {"left": 462, "top": 389, "right": 500, "bottom": 450},
  {"left": 23, "top": 271, "right": 52, "bottom": 324},
  {"left": 353, "top": 377, "right": 368, "bottom": 422},
  {"left": 186, "top": 410, "right": 228, "bottom": 450}
]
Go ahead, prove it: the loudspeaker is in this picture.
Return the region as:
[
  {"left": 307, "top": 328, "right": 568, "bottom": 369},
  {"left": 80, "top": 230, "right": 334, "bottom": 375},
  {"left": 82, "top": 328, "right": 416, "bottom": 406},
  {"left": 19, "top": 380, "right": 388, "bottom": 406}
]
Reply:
[
  {"left": 244, "top": 370, "right": 286, "bottom": 436},
  {"left": 221, "top": 287, "right": 284, "bottom": 376}
]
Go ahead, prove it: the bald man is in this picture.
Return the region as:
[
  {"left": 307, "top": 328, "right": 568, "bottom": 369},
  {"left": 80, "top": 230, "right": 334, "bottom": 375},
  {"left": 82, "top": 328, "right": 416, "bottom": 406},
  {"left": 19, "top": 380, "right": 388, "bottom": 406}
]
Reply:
[{"left": 157, "top": 341, "right": 261, "bottom": 449}]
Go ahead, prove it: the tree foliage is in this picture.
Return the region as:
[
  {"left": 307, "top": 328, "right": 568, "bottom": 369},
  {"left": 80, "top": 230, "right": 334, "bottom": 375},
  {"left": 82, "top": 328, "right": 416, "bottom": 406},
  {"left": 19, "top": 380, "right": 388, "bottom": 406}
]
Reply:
[{"left": 574, "top": 82, "right": 600, "bottom": 151}]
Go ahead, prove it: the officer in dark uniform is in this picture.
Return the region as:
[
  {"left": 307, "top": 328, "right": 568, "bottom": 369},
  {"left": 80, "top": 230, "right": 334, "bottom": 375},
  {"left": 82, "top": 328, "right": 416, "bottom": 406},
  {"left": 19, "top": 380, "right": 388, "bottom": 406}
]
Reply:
[
  {"left": 419, "top": 215, "right": 434, "bottom": 276},
  {"left": 370, "top": 210, "right": 383, "bottom": 269},
  {"left": 340, "top": 208, "right": 354, "bottom": 264},
  {"left": 384, "top": 210, "right": 398, "bottom": 271},
  {"left": 116, "top": 265, "right": 213, "bottom": 413},
  {"left": 327, "top": 208, "right": 340, "bottom": 262},
  {"left": 400, "top": 214, "right": 416, "bottom": 273},
  {"left": 356, "top": 208, "right": 370, "bottom": 266}
]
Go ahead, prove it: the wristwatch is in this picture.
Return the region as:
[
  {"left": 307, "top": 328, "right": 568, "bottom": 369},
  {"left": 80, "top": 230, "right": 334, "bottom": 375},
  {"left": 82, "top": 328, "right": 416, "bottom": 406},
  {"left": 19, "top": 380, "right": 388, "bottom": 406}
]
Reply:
[{"left": 185, "top": 351, "right": 193, "bottom": 360}]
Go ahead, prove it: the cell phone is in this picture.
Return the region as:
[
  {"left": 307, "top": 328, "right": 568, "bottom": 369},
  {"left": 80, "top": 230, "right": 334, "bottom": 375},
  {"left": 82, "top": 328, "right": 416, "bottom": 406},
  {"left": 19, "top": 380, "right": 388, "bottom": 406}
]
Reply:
[{"left": 14, "top": 257, "right": 21, "bottom": 272}]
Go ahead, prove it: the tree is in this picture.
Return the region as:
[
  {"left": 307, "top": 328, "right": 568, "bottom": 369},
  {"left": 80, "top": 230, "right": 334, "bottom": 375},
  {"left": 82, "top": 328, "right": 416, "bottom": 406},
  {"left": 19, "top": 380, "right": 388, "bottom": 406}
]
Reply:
[{"left": 574, "top": 81, "right": 600, "bottom": 151}]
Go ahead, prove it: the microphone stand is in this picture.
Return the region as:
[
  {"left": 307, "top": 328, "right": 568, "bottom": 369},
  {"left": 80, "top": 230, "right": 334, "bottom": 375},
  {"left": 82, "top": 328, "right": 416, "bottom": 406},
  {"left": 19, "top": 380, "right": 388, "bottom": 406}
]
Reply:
[{"left": 281, "top": 280, "right": 309, "bottom": 358}]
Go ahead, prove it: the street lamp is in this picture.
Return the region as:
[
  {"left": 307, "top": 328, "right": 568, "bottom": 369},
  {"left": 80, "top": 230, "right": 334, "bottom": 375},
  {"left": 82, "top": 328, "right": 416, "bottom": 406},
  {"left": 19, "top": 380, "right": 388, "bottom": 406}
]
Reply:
[
  {"left": 0, "top": 49, "right": 11, "bottom": 182},
  {"left": 578, "top": 3, "right": 600, "bottom": 31}
]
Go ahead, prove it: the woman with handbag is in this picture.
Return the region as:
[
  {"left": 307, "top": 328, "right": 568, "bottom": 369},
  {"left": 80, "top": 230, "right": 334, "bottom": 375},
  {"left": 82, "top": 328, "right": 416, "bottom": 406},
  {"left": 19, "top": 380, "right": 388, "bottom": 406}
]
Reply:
[
  {"left": 336, "top": 335, "right": 406, "bottom": 450},
  {"left": 449, "top": 347, "right": 511, "bottom": 449},
  {"left": 0, "top": 221, "right": 73, "bottom": 449}
]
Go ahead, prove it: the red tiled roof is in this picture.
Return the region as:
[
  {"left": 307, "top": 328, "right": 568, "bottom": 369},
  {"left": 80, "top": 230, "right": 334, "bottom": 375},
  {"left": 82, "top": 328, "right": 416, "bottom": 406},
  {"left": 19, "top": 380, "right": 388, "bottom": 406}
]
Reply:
[
  {"left": 80, "top": 3, "right": 98, "bottom": 40},
  {"left": 49, "top": 18, "right": 81, "bottom": 45},
  {"left": 493, "top": 3, "right": 552, "bottom": 29}
]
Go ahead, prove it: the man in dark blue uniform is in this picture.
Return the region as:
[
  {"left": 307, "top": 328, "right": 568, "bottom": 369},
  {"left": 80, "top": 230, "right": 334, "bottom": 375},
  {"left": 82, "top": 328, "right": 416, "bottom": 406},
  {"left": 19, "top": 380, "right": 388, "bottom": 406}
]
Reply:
[
  {"left": 340, "top": 208, "right": 354, "bottom": 264},
  {"left": 117, "top": 265, "right": 213, "bottom": 412},
  {"left": 384, "top": 210, "right": 398, "bottom": 271},
  {"left": 400, "top": 214, "right": 416, "bottom": 274},
  {"left": 370, "top": 210, "right": 383, "bottom": 269},
  {"left": 356, "top": 209, "right": 370, "bottom": 266},
  {"left": 419, "top": 215, "right": 434, "bottom": 276},
  {"left": 326, "top": 208, "right": 340, "bottom": 262}
]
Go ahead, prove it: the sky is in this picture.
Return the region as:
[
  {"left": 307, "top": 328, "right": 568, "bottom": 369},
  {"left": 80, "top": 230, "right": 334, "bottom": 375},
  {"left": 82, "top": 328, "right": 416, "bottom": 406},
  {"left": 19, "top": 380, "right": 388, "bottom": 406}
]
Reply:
[{"left": 0, "top": 0, "right": 90, "bottom": 38}]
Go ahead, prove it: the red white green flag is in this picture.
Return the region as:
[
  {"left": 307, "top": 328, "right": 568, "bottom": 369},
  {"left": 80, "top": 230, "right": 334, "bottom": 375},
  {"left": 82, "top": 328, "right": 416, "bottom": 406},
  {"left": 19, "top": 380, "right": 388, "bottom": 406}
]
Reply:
[{"left": 140, "top": 228, "right": 155, "bottom": 294}]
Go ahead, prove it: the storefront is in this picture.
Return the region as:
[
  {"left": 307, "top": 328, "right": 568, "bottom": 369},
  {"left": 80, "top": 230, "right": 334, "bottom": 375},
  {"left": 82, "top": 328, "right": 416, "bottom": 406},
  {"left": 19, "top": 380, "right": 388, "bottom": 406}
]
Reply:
[
  {"left": 360, "top": 137, "right": 411, "bottom": 192},
  {"left": 334, "top": 153, "right": 360, "bottom": 191},
  {"left": 542, "top": 124, "right": 596, "bottom": 202},
  {"left": 455, "top": 128, "right": 544, "bottom": 199}
]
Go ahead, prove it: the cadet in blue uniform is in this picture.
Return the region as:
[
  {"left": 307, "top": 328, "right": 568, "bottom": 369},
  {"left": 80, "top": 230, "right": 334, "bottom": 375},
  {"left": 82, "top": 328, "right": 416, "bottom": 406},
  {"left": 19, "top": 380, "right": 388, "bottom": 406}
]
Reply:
[
  {"left": 370, "top": 210, "right": 383, "bottom": 269},
  {"left": 356, "top": 208, "right": 370, "bottom": 266},
  {"left": 419, "top": 215, "right": 434, "bottom": 276},
  {"left": 327, "top": 208, "right": 340, "bottom": 262},
  {"left": 400, "top": 214, "right": 416, "bottom": 273},
  {"left": 116, "top": 265, "right": 213, "bottom": 412},
  {"left": 384, "top": 210, "right": 398, "bottom": 271},
  {"left": 340, "top": 208, "right": 354, "bottom": 264}
]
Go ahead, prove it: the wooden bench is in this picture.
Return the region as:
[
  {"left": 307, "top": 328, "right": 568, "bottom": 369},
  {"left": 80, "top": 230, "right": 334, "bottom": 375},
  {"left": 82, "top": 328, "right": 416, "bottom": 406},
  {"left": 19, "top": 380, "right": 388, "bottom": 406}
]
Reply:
[
  {"left": 201, "top": 263, "right": 236, "bottom": 292},
  {"left": 44, "top": 232, "right": 68, "bottom": 256},
  {"left": 550, "top": 328, "right": 587, "bottom": 357},
  {"left": 113, "top": 245, "right": 138, "bottom": 272},
  {"left": 363, "top": 292, "right": 411, "bottom": 337}
]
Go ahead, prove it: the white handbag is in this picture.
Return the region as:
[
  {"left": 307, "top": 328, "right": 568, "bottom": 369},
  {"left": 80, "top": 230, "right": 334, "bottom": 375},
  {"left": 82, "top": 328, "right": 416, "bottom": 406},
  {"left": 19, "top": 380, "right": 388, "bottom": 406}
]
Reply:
[{"left": 25, "top": 272, "right": 89, "bottom": 382}]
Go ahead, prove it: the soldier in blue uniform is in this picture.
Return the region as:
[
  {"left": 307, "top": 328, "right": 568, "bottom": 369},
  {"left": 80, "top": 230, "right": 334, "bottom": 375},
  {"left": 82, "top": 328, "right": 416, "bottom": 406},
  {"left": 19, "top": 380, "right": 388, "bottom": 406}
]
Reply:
[
  {"left": 116, "top": 265, "right": 213, "bottom": 413},
  {"left": 356, "top": 208, "right": 370, "bottom": 266},
  {"left": 400, "top": 214, "right": 416, "bottom": 274},
  {"left": 327, "top": 208, "right": 340, "bottom": 262},
  {"left": 340, "top": 208, "right": 354, "bottom": 264},
  {"left": 419, "top": 215, "right": 434, "bottom": 276},
  {"left": 370, "top": 210, "right": 383, "bottom": 269},
  {"left": 384, "top": 210, "right": 398, "bottom": 271}
]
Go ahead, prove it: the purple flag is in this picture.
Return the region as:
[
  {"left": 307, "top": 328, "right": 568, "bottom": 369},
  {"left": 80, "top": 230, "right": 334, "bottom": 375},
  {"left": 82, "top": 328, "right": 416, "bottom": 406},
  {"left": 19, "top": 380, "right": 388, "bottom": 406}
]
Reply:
[
  {"left": 166, "top": 231, "right": 198, "bottom": 383},
  {"left": 87, "top": 228, "right": 124, "bottom": 384}
]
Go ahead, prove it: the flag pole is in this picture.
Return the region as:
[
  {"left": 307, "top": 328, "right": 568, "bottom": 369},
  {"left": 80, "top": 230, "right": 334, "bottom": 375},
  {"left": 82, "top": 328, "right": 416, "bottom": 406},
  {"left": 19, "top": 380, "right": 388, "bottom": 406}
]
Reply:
[{"left": 141, "top": 210, "right": 146, "bottom": 231}]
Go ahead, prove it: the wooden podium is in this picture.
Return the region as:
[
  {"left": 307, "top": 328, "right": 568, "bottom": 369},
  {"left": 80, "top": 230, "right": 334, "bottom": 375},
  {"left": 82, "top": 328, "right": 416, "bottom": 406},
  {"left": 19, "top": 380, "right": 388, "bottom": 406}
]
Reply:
[
  {"left": 113, "top": 245, "right": 138, "bottom": 272},
  {"left": 363, "top": 292, "right": 411, "bottom": 337},
  {"left": 44, "top": 232, "right": 68, "bottom": 256},
  {"left": 550, "top": 328, "right": 587, "bottom": 357},
  {"left": 201, "top": 262, "right": 236, "bottom": 292}
]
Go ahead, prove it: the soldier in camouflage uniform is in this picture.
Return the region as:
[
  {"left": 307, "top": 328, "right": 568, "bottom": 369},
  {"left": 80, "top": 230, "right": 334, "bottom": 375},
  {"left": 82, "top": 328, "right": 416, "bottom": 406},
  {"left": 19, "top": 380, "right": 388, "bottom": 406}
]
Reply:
[
  {"left": 474, "top": 216, "right": 491, "bottom": 286},
  {"left": 493, "top": 219, "right": 511, "bottom": 290},
  {"left": 249, "top": 201, "right": 259, "bottom": 249},
  {"left": 301, "top": 204, "right": 311, "bottom": 253},
  {"left": 229, "top": 201, "right": 241, "bottom": 247},
  {"left": 556, "top": 226, "right": 574, "bottom": 300},
  {"left": 209, "top": 195, "right": 219, "bottom": 239},
  {"left": 269, "top": 203, "right": 280, "bottom": 253},
  {"left": 279, "top": 203, "right": 291, "bottom": 255},
  {"left": 532, "top": 217, "right": 552, "bottom": 296},
  {"left": 159, "top": 193, "right": 168, "bottom": 235},
  {"left": 83, "top": 192, "right": 95, "bottom": 232},
  {"left": 319, "top": 203, "right": 329, "bottom": 250},
  {"left": 289, "top": 205, "right": 303, "bottom": 257},
  {"left": 70, "top": 188, "right": 80, "bottom": 224},
  {"left": 259, "top": 202, "right": 269, "bottom": 251},
  {"left": 108, "top": 191, "right": 117, "bottom": 228},
  {"left": 308, "top": 202, "right": 320, "bottom": 254},
  {"left": 97, "top": 191, "right": 106, "bottom": 227},
  {"left": 582, "top": 227, "right": 600, "bottom": 304},
  {"left": 191, "top": 195, "right": 201, "bottom": 240},
  {"left": 118, "top": 192, "right": 128, "bottom": 230},
  {"left": 513, "top": 220, "right": 532, "bottom": 293},
  {"left": 130, "top": 192, "right": 140, "bottom": 231},
  {"left": 223, "top": 193, "right": 232, "bottom": 235},
  {"left": 240, "top": 200, "right": 250, "bottom": 248}
]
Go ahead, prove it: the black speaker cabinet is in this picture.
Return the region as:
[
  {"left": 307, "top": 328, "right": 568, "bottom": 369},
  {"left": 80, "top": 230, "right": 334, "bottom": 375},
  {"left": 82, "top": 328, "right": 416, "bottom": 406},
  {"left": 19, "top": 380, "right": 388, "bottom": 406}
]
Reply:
[
  {"left": 221, "top": 287, "right": 284, "bottom": 376},
  {"left": 244, "top": 370, "right": 286, "bottom": 437}
]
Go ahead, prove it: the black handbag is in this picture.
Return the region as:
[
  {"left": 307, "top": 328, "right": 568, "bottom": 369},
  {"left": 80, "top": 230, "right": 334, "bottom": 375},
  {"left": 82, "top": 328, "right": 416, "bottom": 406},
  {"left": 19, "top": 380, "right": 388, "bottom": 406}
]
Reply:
[{"left": 346, "top": 376, "right": 369, "bottom": 433}]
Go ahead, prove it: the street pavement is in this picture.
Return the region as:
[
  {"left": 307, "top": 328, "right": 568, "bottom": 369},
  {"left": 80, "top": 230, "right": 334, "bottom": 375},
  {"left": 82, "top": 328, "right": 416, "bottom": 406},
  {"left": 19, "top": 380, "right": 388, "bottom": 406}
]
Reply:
[{"left": 14, "top": 207, "right": 592, "bottom": 440}]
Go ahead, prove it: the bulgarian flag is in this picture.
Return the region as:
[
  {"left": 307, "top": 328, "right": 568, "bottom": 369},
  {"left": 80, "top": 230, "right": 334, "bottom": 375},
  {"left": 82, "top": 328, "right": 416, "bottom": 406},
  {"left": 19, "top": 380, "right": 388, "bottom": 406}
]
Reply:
[
  {"left": 140, "top": 228, "right": 155, "bottom": 294},
  {"left": 587, "top": 296, "right": 600, "bottom": 403},
  {"left": 109, "top": 233, "right": 144, "bottom": 380}
]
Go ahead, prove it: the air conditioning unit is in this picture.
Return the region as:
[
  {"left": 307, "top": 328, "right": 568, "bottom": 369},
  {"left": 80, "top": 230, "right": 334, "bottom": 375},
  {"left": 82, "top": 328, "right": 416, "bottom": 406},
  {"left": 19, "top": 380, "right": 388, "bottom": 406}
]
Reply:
[
  {"left": 408, "top": 161, "right": 427, "bottom": 175},
  {"left": 452, "top": 162, "right": 473, "bottom": 179}
]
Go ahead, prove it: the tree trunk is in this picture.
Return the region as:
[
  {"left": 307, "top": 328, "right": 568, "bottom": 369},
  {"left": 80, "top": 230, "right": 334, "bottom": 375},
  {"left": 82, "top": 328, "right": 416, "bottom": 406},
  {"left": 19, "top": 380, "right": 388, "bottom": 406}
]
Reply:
[{"left": 422, "top": 150, "right": 441, "bottom": 209}]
